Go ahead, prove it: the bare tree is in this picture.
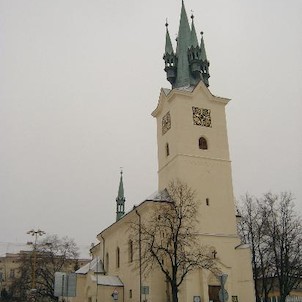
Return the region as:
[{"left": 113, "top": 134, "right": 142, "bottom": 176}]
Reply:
[
  {"left": 238, "top": 192, "right": 302, "bottom": 302},
  {"left": 238, "top": 194, "right": 274, "bottom": 302},
  {"left": 9, "top": 235, "right": 79, "bottom": 302},
  {"left": 264, "top": 192, "right": 302, "bottom": 302},
  {"left": 131, "top": 180, "right": 219, "bottom": 302}
]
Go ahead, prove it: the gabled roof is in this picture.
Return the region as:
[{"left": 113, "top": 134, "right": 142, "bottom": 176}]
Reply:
[
  {"left": 91, "top": 275, "right": 123, "bottom": 287},
  {"left": 145, "top": 189, "right": 171, "bottom": 202},
  {"left": 152, "top": 81, "right": 230, "bottom": 118},
  {"left": 96, "top": 189, "right": 171, "bottom": 238},
  {"left": 76, "top": 257, "right": 104, "bottom": 275}
]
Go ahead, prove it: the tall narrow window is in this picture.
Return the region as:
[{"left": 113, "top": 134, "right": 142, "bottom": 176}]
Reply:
[
  {"left": 199, "top": 137, "right": 208, "bottom": 150},
  {"left": 106, "top": 252, "right": 109, "bottom": 273},
  {"left": 166, "top": 143, "right": 170, "bottom": 156},
  {"left": 129, "top": 240, "right": 133, "bottom": 263},
  {"left": 116, "top": 247, "right": 120, "bottom": 268},
  {"left": 9, "top": 269, "right": 15, "bottom": 279}
]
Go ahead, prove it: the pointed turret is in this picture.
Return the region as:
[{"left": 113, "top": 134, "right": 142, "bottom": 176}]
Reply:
[
  {"left": 190, "top": 14, "right": 199, "bottom": 48},
  {"left": 188, "top": 14, "right": 203, "bottom": 82},
  {"left": 200, "top": 31, "right": 210, "bottom": 86},
  {"left": 163, "top": 0, "right": 210, "bottom": 88},
  {"left": 116, "top": 170, "right": 125, "bottom": 221},
  {"left": 165, "top": 22, "right": 174, "bottom": 54},
  {"left": 163, "top": 22, "right": 177, "bottom": 85}
]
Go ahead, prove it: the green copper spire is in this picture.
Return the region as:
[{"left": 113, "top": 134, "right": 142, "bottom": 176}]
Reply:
[
  {"left": 200, "top": 32, "right": 207, "bottom": 61},
  {"left": 165, "top": 22, "right": 174, "bottom": 55},
  {"left": 199, "top": 31, "right": 210, "bottom": 86},
  {"left": 116, "top": 170, "right": 125, "bottom": 221},
  {"left": 164, "top": 22, "right": 177, "bottom": 85},
  {"left": 163, "top": 0, "right": 210, "bottom": 88},
  {"left": 174, "top": 0, "right": 192, "bottom": 88},
  {"left": 190, "top": 14, "right": 199, "bottom": 48}
]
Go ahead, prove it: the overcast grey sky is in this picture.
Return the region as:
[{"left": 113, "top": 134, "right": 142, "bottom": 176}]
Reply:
[{"left": 1, "top": 0, "right": 301, "bottom": 257}]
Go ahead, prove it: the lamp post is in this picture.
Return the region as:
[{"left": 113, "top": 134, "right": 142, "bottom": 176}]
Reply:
[{"left": 27, "top": 229, "right": 46, "bottom": 299}]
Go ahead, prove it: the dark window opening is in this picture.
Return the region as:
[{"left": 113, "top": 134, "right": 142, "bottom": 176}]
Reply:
[
  {"left": 206, "top": 198, "right": 210, "bottom": 206},
  {"left": 116, "top": 247, "right": 120, "bottom": 268},
  {"left": 209, "top": 285, "right": 221, "bottom": 302},
  {"left": 106, "top": 253, "right": 109, "bottom": 272},
  {"left": 166, "top": 143, "right": 170, "bottom": 156},
  {"left": 199, "top": 137, "right": 208, "bottom": 150},
  {"left": 129, "top": 240, "right": 133, "bottom": 263}
]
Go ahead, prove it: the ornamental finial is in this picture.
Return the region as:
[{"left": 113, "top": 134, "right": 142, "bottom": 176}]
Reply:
[{"left": 191, "top": 10, "right": 194, "bottom": 20}]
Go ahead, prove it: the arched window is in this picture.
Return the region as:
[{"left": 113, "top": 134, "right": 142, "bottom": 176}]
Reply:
[
  {"left": 166, "top": 143, "right": 170, "bottom": 156},
  {"left": 116, "top": 247, "right": 120, "bottom": 268},
  {"left": 129, "top": 240, "right": 133, "bottom": 263},
  {"left": 199, "top": 137, "right": 208, "bottom": 150}
]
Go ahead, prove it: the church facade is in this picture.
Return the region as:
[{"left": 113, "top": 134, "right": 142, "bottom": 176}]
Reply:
[{"left": 72, "top": 2, "right": 255, "bottom": 302}]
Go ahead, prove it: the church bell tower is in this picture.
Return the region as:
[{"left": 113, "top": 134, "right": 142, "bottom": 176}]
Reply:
[
  {"left": 152, "top": 3, "right": 255, "bottom": 301},
  {"left": 152, "top": 0, "right": 237, "bottom": 235}
]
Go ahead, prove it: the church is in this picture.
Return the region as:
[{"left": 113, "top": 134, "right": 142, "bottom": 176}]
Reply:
[{"left": 72, "top": 1, "right": 255, "bottom": 302}]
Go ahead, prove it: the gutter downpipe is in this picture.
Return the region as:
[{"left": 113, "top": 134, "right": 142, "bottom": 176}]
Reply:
[
  {"left": 135, "top": 209, "right": 142, "bottom": 302},
  {"left": 97, "top": 235, "right": 106, "bottom": 302}
]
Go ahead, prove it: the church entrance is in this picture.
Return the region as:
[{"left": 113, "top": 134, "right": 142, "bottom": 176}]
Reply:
[{"left": 208, "top": 285, "right": 221, "bottom": 302}]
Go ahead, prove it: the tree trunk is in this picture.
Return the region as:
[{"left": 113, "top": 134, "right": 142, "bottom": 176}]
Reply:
[
  {"left": 171, "top": 282, "right": 178, "bottom": 302},
  {"left": 279, "top": 294, "right": 287, "bottom": 302}
]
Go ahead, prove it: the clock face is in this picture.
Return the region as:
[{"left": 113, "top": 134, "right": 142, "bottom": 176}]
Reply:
[
  {"left": 192, "top": 106, "right": 212, "bottom": 127},
  {"left": 162, "top": 111, "right": 171, "bottom": 135}
]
